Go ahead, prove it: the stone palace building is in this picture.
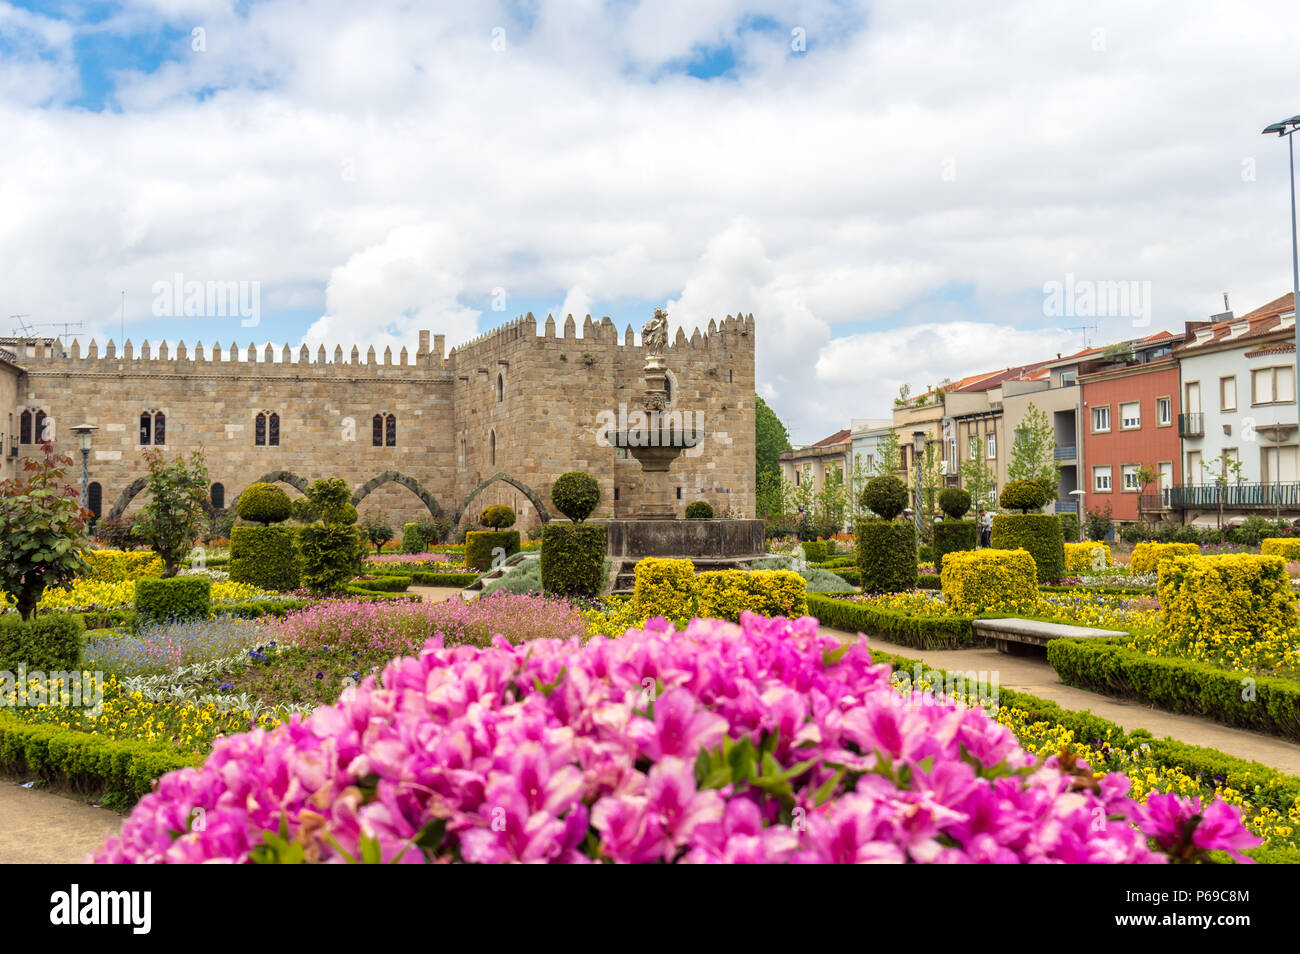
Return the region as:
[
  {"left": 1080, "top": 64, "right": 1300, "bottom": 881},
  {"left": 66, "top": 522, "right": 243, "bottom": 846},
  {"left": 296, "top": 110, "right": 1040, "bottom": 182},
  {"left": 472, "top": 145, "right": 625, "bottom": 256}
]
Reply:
[{"left": 0, "top": 312, "right": 757, "bottom": 532}]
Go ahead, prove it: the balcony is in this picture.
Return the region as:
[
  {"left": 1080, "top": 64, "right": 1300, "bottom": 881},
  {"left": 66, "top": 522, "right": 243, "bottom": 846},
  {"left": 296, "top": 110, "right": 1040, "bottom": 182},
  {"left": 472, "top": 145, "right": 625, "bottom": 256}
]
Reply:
[
  {"left": 1138, "top": 490, "right": 1172, "bottom": 511},
  {"left": 1166, "top": 482, "right": 1300, "bottom": 510},
  {"left": 1054, "top": 444, "right": 1077, "bottom": 461},
  {"left": 1178, "top": 412, "right": 1204, "bottom": 438}
]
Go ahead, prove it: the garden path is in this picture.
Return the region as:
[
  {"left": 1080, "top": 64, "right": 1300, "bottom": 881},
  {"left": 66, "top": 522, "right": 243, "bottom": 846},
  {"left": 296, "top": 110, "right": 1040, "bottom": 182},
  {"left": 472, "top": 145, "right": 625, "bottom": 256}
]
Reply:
[
  {"left": 823, "top": 627, "right": 1300, "bottom": 776},
  {"left": 0, "top": 782, "right": 120, "bottom": 863},
  {"left": 410, "top": 586, "right": 464, "bottom": 604}
]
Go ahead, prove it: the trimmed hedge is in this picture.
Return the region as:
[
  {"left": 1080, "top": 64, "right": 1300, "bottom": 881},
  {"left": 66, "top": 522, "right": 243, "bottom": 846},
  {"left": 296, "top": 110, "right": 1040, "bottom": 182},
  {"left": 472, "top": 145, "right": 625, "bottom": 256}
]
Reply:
[
  {"left": 990, "top": 513, "right": 1064, "bottom": 582},
  {"left": 855, "top": 519, "right": 918, "bottom": 593},
  {"left": 941, "top": 549, "right": 1039, "bottom": 615},
  {"left": 918, "top": 573, "right": 941, "bottom": 590},
  {"left": 134, "top": 577, "right": 212, "bottom": 626},
  {"left": 349, "top": 575, "right": 412, "bottom": 593},
  {"left": 1064, "top": 541, "right": 1112, "bottom": 572},
  {"left": 801, "top": 540, "right": 829, "bottom": 563},
  {"left": 0, "top": 712, "right": 198, "bottom": 806},
  {"left": 633, "top": 558, "right": 696, "bottom": 619},
  {"left": 551, "top": 471, "right": 601, "bottom": 522},
  {"left": 401, "top": 522, "right": 434, "bottom": 554},
  {"left": 539, "top": 524, "right": 607, "bottom": 598},
  {"left": 685, "top": 501, "right": 715, "bottom": 519},
  {"left": 299, "top": 523, "right": 365, "bottom": 593},
  {"left": 229, "top": 525, "right": 301, "bottom": 591},
  {"left": 409, "top": 571, "right": 480, "bottom": 588},
  {"left": 1129, "top": 542, "right": 1200, "bottom": 576},
  {"left": 1262, "top": 538, "right": 1300, "bottom": 561},
  {"left": 85, "top": 550, "right": 164, "bottom": 582},
  {"left": 465, "top": 530, "right": 522, "bottom": 572},
  {"left": 695, "top": 569, "right": 808, "bottom": 621},
  {"left": 1158, "top": 554, "right": 1298, "bottom": 651},
  {"left": 1047, "top": 637, "right": 1300, "bottom": 741},
  {"left": 235, "top": 482, "right": 292, "bottom": 524},
  {"left": 932, "top": 520, "right": 976, "bottom": 572},
  {"left": 1059, "top": 512, "right": 1079, "bottom": 543},
  {"left": 806, "top": 593, "right": 976, "bottom": 649},
  {"left": 830, "top": 567, "right": 860, "bottom": 587},
  {"left": 0, "top": 614, "right": 84, "bottom": 671}
]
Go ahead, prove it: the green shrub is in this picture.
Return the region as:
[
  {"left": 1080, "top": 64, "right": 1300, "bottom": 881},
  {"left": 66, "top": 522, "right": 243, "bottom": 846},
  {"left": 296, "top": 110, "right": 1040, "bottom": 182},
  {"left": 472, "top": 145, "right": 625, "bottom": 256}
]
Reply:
[
  {"left": 990, "top": 513, "right": 1064, "bottom": 582},
  {"left": 133, "top": 576, "right": 212, "bottom": 626},
  {"left": 801, "top": 539, "right": 829, "bottom": 563},
  {"left": 540, "top": 524, "right": 607, "bottom": 597},
  {"left": 408, "top": 571, "right": 480, "bottom": 588},
  {"left": 855, "top": 519, "right": 918, "bottom": 593},
  {"left": 0, "top": 614, "right": 84, "bottom": 671},
  {"left": 551, "top": 471, "right": 601, "bottom": 522},
  {"left": 479, "top": 505, "right": 517, "bottom": 529},
  {"left": 483, "top": 556, "right": 543, "bottom": 596},
  {"left": 918, "top": 573, "right": 941, "bottom": 589},
  {"left": 299, "top": 524, "right": 364, "bottom": 594},
  {"left": 1047, "top": 637, "right": 1300, "bottom": 741},
  {"left": 999, "top": 480, "right": 1049, "bottom": 513},
  {"left": 806, "top": 594, "right": 975, "bottom": 649},
  {"left": 228, "top": 525, "right": 301, "bottom": 591},
  {"left": 918, "top": 544, "right": 934, "bottom": 563},
  {"left": 932, "top": 520, "right": 977, "bottom": 572},
  {"left": 938, "top": 487, "right": 971, "bottom": 519},
  {"left": 695, "top": 569, "right": 808, "bottom": 621},
  {"left": 1058, "top": 512, "right": 1079, "bottom": 543},
  {"left": 685, "top": 501, "right": 715, "bottom": 519},
  {"left": 465, "top": 530, "right": 522, "bottom": 571},
  {"left": 401, "top": 522, "right": 433, "bottom": 553},
  {"left": 861, "top": 476, "right": 908, "bottom": 520},
  {"left": 349, "top": 575, "right": 412, "bottom": 592},
  {"left": 235, "top": 482, "right": 292, "bottom": 525}
]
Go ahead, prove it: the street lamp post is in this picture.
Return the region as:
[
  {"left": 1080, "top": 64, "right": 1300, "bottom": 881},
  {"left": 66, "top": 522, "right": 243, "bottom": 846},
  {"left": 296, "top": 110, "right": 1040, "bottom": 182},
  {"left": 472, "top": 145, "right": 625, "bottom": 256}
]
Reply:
[
  {"left": 70, "top": 424, "right": 98, "bottom": 510},
  {"left": 1261, "top": 116, "right": 1300, "bottom": 403},
  {"left": 1069, "top": 489, "right": 1087, "bottom": 542},
  {"left": 912, "top": 430, "right": 926, "bottom": 539}
]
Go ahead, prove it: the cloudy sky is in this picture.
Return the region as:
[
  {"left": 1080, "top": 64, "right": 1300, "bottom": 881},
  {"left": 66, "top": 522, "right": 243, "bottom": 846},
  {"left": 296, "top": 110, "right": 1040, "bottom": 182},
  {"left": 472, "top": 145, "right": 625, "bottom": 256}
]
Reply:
[{"left": 2, "top": 0, "right": 1298, "bottom": 443}]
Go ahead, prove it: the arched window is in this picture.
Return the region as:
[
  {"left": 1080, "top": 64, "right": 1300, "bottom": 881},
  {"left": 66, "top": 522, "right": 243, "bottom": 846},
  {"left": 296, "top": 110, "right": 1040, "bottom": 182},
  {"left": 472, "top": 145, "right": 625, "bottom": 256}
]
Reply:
[
  {"left": 88, "top": 482, "right": 102, "bottom": 521},
  {"left": 153, "top": 411, "right": 165, "bottom": 445},
  {"left": 140, "top": 413, "right": 152, "bottom": 445},
  {"left": 385, "top": 414, "right": 396, "bottom": 447},
  {"left": 210, "top": 482, "right": 225, "bottom": 510},
  {"left": 497, "top": 373, "right": 504, "bottom": 402},
  {"left": 255, "top": 412, "right": 267, "bottom": 446},
  {"left": 372, "top": 414, "right": 383, "bottom": 447},
  {"left": 19, "top": 410, "right": 31, "bottom": 444},
  {"left": 34, "top": 410, "right": 47, "bottom": 443},
  {"left": 268, "top": 413, "right": 280, "bottom": 446},
  {"left": 490, "top": 429, "right": 496, "bottom": 467}
]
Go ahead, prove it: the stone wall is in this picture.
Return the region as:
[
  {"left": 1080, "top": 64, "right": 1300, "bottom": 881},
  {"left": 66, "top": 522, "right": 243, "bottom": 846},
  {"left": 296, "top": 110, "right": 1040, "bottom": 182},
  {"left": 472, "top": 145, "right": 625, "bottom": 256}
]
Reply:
[{"left": 7, "top": 313, "right": 756, "bottom": 533}]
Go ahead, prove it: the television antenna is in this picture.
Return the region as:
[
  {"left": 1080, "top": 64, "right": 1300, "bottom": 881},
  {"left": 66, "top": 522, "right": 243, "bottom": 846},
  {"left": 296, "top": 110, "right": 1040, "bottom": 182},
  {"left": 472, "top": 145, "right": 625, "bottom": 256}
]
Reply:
[
  {"left": 8, "top": 314, "right": 34, "bottom": 336},
  {"left": 1062, "top": 323, "right": 1100, "bottom": 348}
]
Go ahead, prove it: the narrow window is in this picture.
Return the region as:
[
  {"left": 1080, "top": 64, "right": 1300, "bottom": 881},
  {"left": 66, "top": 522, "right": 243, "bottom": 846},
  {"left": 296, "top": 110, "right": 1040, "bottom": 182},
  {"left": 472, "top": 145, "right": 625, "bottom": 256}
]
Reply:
[
  {"left": 490, "top": 430, "right": 496, "bottom": 466},
  {"left": 268, "top": 413, "right": 280, "bottom": 446},
  {"left": 88, "top": 482, "right": 102, "bottom": 520},
  {"left": 34, "top": 410, "right": 47, "bottom": 443},
  {"left": 372, "top": 414, "right": 383, "bottom": 447},
  {"left": 497, "top": 373, "right": 504, "bottom": 402},
  {"left": 255, "top": 412, "right": 266, "bottom": 446},
  {"left": 153, "top": 411, "right": 165, "bottom": 445},
  {"left": 211, "top": 482, "right": 225, "bottom": 510},
  {"left": 19, "top": 410, "right": 31, "bottom": 444},
  {"left": 676, "top": 487, "right": 682, "bottom": 499},
  {"left": 386, "top": 413, "right": 396, "bottom": 447},
  {"left": 140, "top": 413, "right": 152, "bottom": 445}
]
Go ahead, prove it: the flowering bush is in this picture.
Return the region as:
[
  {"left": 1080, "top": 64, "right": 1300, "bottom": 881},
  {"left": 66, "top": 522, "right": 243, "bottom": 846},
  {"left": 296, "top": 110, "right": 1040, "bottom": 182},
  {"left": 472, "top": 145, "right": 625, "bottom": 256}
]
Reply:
[
  {"left": 2, "top": 578, "right": 276, "bottom": 615},
  {"left": 93, "top": 613, "right": 1257, "bottom": 864},
  {"left": 941, "top": 549, "right": 1039, "bottom": 615},
  {"left": 85, "top": 550, "right": 165, "bottom": 582},
  {"left": 1130, "top": 542, "right": 1200, "bottom": 576},
  {"left": 1064, "top": 542, "right": 1112, "bottom": 572}
]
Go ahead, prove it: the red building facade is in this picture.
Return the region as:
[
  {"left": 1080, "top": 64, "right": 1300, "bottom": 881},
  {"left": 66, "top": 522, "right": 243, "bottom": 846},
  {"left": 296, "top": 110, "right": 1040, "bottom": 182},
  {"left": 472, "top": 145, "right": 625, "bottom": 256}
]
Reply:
[{"left": 1079, "top": 348, "right": 1182, "bottom": 524}]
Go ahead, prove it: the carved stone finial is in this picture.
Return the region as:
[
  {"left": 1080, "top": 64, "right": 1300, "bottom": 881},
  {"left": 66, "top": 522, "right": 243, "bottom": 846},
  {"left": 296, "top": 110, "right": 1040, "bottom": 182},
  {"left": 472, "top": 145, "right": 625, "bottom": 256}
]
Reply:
[{"left": 641, "top": 307, "right": 669, "bottom": 354}]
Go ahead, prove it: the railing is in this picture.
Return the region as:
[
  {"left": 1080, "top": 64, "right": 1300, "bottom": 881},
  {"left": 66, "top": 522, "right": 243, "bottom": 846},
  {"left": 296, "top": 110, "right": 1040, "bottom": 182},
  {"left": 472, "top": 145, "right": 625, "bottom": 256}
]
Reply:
[
  {"left": 1166, "top": 482, "right": 1300, "bottom": 510},
  {"left": 1054, "top": 444, "right": 1077, "bottom": 460},
  {"left": 1054, "top": 498, "right": 1078, "bottom": 514},
  {"left": 1139, "top": 490, "right": 1172, "bottom": 511},
  {"left": 1178, "top": 412, "right": 1204, "bottom": 438}
]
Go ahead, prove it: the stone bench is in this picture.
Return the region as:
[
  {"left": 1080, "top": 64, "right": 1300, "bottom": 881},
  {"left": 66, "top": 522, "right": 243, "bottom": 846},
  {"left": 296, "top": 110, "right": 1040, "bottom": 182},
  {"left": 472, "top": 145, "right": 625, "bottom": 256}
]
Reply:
[{"left": 973, "top": 618, "right": 1119, "bottom": 654}]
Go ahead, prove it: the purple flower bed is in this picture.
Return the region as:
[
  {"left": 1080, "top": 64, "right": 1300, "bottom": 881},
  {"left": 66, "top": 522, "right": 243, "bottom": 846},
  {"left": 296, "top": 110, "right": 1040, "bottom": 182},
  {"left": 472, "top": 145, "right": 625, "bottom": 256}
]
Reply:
[{"left": 92, "top": 613, "right": 1257, "bottom": 864}]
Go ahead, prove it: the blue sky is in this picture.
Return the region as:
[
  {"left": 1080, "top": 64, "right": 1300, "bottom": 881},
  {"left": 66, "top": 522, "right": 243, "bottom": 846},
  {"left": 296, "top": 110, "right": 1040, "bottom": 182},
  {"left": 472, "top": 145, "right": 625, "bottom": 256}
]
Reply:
[{"left": 2, "top": 0, "right": 1298, "bottom": 438}]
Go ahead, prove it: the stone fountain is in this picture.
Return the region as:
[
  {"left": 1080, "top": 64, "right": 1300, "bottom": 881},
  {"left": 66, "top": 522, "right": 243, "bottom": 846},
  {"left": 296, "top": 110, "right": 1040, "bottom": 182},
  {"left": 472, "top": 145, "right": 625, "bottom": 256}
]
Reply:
[{"left": 603, "top": 308, "right": 765, "bottom": 591}]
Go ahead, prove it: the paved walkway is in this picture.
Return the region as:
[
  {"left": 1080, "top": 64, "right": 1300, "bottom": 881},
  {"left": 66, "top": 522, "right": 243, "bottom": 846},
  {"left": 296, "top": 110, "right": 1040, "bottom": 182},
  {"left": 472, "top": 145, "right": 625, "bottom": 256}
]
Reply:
[
  {"left": 824, "top": 626, "right": 1300, "bottom": 776},
  {"left": 0, "top": 783, "right": 120, "bottom": 864},
  {"left": 409, "top": 585, "right": 464, "bottom": 604}
]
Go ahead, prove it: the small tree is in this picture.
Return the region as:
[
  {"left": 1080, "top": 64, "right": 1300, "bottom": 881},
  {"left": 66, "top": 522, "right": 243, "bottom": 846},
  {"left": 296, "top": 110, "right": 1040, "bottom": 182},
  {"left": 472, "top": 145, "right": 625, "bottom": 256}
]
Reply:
[
  {"left": 1202, "top": 455, "right": 1247, "bottom": 535},
  {"left": 1134, "top": 463, "right": 1160, "bottom": 524},
  {"left": 959, "top": 440, "right": 996, "bottom": 511},
  {"left": 132, "top": 448, "right": 210, "bottom": 577},
  {"left": 298, "top": 478, "right": 364, "bottom": 593},
  {"left": 814, "top": 463, "right": 849, "bottom": 536},
  {"left": 361, "top": 514, "right": 395, "bottom": 554},
  {"left": 0, "top": 445, "right": 93, "bottom": 619},
  {"left": 872, "top": 429, "right": 902, "bottom": 476},
  {"left": 1008, "top": 403, "right": 1060, "bottom": 499}
]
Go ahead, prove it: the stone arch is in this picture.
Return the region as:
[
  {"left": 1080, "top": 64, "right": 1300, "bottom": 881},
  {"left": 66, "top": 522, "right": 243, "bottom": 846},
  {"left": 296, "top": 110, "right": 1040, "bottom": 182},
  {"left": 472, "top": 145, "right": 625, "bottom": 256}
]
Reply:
[
  {"left": 456, "top": 471, "right": 551, "bottom": 525},
  {"left": 251, "top": 470, "right": 311, "bottom": 494},
  {"left": 106, "top": 477, "right": 147, "bottom": 520},
  {"left": 351, "top": 470, "right": 443, "bottom": 518}
]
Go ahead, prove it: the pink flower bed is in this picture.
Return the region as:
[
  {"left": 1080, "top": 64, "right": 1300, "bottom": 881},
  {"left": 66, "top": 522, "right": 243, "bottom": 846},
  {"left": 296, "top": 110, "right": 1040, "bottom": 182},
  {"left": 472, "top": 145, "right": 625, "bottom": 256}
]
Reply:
[
  {"left": 367, "top": 552, "right": 453, "bottom": 564},
  {"left": 92, "top": 613, "right": 1258, "bottom": 864}
]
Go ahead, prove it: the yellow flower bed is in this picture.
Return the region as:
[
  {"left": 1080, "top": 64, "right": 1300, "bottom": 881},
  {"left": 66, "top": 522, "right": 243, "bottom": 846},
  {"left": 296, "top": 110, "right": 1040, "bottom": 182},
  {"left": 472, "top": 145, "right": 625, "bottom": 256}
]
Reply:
[
  {"left": 1262, "top": 538, "right": 1300, "bottom": 562},
  {"left": 1129, "top": 542, "right": 1199, "bottom": 575},
  {"left": 4, "top": 578, "right": 276, "bottom": 613},
  {"left": 940, "top": 549, "right": 1039, "bottom": 616},
  {"left": 1064, "top": 542, "right": 1111, "bottom": 572},
  {"left": 85, "top": 550, "right": 164, "bottom": 582},
  {"left": 3, "top": 675, "right": 281, "bottom": 755}
]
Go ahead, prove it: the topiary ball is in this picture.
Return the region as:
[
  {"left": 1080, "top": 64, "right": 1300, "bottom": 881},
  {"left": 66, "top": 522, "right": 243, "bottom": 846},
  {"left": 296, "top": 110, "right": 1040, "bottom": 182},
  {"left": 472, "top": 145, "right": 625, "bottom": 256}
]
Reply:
[
  {"left": 999, "top": 480, "right": 1050, "bottom": 514},
  {"left": 551, "top": 471, "right": 601, "bottom": 523},
  {"left": 938, "top": 487, "right": 972, "bottom": 520},
  {"left": 235, "top": 482, "right": 292, "bottom": 525},
  {"left": 861, "top": 476, "right": 909, "bottom": 521},
  {"left": 685, "top": 501, "right": 715, "bottom": 519},
  {"left": 479, "top": 504, "right": 517, "bottom": 529}
]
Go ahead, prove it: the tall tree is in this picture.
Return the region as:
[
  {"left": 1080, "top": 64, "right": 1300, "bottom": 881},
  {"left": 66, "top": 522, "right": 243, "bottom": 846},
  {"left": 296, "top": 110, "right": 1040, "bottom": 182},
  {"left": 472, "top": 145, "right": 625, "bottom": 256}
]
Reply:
[
  {"left": 1007, "top": 403, "right": 1060, "bottom": 498},
  {"left": 872, "top": 429, "right": 901, "bottom": 476},
  {"left": 754, "top": 395, "right": 792, "bottom": 489},
  {"left": 960, "top": 439, "right": 996, "bottom": 511}
]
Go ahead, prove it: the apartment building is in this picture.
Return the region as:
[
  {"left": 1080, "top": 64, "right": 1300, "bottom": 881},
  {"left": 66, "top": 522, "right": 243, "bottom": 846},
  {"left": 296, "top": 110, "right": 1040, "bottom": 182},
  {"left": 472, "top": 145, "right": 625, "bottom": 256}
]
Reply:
[{"left": 779, "top": 428, "right": 852, "bottom": 494}]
